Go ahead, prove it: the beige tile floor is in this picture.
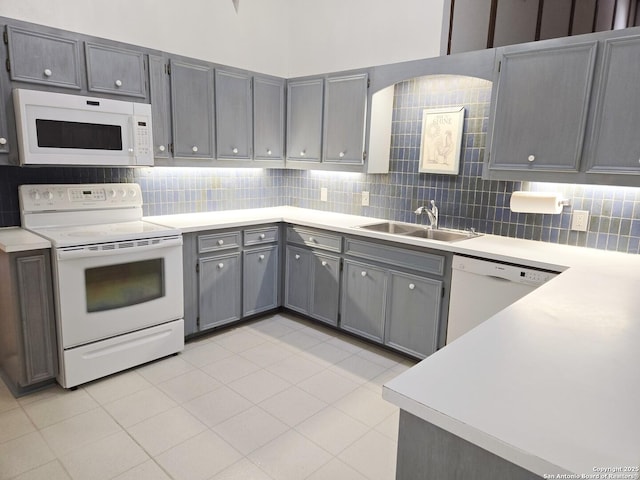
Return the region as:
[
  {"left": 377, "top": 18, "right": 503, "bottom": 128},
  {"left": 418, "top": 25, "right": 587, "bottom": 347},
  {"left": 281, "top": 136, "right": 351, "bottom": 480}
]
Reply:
[{"left": 0, "top": 313, "right": 415, "bottom": 480}]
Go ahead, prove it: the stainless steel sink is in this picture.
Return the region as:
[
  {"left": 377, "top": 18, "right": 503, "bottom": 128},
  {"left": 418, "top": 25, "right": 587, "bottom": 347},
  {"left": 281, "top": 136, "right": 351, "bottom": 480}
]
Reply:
[{"left": 357, "top": 221, "right": 478, "bottom": 242}]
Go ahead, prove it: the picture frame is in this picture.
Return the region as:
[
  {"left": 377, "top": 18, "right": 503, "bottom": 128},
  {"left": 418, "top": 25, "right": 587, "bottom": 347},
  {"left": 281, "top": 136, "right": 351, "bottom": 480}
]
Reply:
[{"left": 419, "top": 106, "right": 465, "bottom": 175}]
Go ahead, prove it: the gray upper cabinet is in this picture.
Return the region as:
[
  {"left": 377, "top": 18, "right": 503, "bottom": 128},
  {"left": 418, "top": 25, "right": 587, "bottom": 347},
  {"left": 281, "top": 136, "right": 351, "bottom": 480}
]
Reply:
[
  {"left": 85, "top": 42, "right": 146, "bottom": 98},
  {"left": 253, "top": 76, "right": 285, "bottom": 162},
  {"left": 286, "top": 78, "right": 323, "bottom": 162},
  {"left": 585, "top": 34, "right": 640, "bottom": 176},
  {"left": 149, "top": 55, "right": 171, "bottom": 159},
  {"left": 323, "top": 73, "right": 368, "bottom": 164},
  {"left": 215, "top": 69, "right": 252, "bottom": 160},
  {"left": 487, "top": 41, "right": 598, "bottom": 173},
  {"left": 6, "top": 25, "right": 82, "bottom": 89},
  {"left": 385, "top": 271, "right": 442, "bottom": 359},
  {"left": 170, "top": 59, "right": 215, "bottom": 160}
]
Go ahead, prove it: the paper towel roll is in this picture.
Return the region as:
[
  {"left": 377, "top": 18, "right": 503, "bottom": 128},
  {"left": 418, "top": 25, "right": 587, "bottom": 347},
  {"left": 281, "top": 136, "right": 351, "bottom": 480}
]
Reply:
[{"left": 509, "top": 191, "right": 564, "bottom": 214}]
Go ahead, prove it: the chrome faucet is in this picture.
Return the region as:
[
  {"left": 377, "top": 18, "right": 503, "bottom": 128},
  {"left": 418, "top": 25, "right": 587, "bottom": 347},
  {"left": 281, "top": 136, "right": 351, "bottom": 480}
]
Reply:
[{"left": 415, "top": 200, "right": 438, "bottom": 229}]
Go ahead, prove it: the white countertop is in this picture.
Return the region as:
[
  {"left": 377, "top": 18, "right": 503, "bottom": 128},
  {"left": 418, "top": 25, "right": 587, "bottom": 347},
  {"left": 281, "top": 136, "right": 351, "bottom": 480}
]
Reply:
[
  {"left": 0, "top": 227, "right": 51, "bottom": 253},
  {"left": 146, "top": 206, "right": 640, "bottom": 478}
]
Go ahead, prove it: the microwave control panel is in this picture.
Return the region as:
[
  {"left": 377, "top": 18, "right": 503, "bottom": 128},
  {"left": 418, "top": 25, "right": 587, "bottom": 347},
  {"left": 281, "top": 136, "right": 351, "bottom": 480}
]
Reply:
[{"left": 134, "top": 118, "right": 151, "bottom": 157}]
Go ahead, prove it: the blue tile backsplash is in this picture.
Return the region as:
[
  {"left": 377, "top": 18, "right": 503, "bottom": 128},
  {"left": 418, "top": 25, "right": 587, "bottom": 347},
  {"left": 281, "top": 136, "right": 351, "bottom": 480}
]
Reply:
[{"left": 1, "top": 74, "right": 639, "bottom": 254}]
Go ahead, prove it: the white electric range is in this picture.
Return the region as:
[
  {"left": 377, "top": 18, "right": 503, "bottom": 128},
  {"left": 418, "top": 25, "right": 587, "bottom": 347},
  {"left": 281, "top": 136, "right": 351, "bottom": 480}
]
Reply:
[{"left": 19, "top": 183, "right": 185, "bottom": 388}]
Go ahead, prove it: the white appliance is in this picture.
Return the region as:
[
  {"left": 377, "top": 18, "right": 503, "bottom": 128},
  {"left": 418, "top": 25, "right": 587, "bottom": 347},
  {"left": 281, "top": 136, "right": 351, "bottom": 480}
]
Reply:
[
  {"left": 446, "top": 255, "right": 559, "bottom": 344},
  {"left": 20, "top": 183, "right": 184, "bottom": 388},
  {"left": 13, "top": 88, "right": 153, "bottom": 166}
]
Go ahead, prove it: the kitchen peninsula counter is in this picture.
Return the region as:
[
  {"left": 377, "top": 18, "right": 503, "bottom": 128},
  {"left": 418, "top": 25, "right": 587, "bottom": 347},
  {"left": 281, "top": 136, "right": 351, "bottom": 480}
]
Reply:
[{"left": 147, "top": 206, "right": 640, "bottom": 478}]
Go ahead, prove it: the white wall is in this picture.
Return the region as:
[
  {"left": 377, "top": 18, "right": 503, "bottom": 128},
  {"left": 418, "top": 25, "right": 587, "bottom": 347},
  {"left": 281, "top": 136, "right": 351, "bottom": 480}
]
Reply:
[
  {"left": 0, "top": 0, "right": 446, "bottom": 77},
  {"left": 286, "top": 0, "right": 446, "bottom": 77}
]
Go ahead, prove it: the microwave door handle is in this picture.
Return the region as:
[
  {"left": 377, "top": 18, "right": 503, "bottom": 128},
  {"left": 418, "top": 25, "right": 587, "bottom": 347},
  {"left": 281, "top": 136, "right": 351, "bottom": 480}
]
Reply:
[{"left": 57, "top": 237, "right": 183, "bottom": 261}]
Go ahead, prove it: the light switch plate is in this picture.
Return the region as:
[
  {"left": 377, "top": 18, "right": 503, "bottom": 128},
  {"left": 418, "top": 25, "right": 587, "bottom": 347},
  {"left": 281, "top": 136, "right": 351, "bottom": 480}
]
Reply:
[
  {"left": 320, "top": 187, "right": 328, "bottom": 202},
  {"left": 362, "top": 191, "right": 370, "bottom": 206},
  {"left": 571, "top": 210, "right": 589, "bottom": 231}
]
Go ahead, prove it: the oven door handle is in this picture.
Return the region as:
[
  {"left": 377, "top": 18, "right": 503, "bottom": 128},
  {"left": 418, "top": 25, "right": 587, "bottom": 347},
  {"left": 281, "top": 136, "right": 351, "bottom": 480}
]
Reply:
[{"left": 57, "top": 237, "right": 183, "bottom": 261}]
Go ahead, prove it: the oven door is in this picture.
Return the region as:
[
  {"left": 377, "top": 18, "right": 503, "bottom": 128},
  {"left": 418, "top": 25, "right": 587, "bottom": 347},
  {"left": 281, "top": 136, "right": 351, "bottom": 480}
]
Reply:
[{"left": 54, "top": 235, "right": 183, "bottom": 348}]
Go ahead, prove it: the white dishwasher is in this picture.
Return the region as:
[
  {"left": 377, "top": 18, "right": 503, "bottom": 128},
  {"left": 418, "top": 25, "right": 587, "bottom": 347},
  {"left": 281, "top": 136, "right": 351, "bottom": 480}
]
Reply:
[{"left": 446, "top": 255, "right": 559, "bottom": 344}]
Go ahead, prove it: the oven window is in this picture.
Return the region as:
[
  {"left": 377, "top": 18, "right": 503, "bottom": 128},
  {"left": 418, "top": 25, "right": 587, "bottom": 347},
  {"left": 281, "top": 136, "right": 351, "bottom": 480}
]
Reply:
[
  {"left": 85, "top": 259, "right": 164, "bottom": 313},
  {"left": 36, "top": 119, "right": 123, "bottom": 150}
]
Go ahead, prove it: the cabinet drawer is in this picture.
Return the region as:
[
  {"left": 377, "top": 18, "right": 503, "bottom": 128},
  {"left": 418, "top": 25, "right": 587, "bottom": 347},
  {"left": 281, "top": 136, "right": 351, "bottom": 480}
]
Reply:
[
  {"left": 7, "top": 26, "right": 82, "bottom": 89},
  {"left": 244, "top": 226, "right": 279, "bottom": 246},
  {"left": 85, "top": 42, "right": 146, "bottom": 98},
  {"left": 286, "top": 226, "right": 342, "bottom": 253},
  {"left": 345, "top": 238, "right": 445, "bottom": 276},
  {"left": 198, "top": 231, "right": 241, "bottom": 253}
]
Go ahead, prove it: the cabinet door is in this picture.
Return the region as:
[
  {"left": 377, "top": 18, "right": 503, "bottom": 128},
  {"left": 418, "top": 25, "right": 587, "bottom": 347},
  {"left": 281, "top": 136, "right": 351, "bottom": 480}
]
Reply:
[
  {"left": 243, "top": 245, "right": 279, "bottom": 316},
  {"left": 323, "top": 74, "right": 367, "bottom": 164},
  {"left": 309, "top": 252, "right": 340, "bottom": 327},
  {"left": 170, "top": 60, "right": 215, "bottom": 160},
  {"left": 586, "top": 35, "right": 640, "bottom": 175},
  {"left": 488, "top": 41, "right": 597, "bottom": 173},
  {"left": 6, "top": 25, "right": 81, "bottom": 89},
  {"left": 284, "top": 246, "right": 310, "bottom": 314},
  {"left": 0, "top": 68, "right": 8, "bottom": 156},
  {"left": 15, "top": 253, "right": 57, "bottom": 385},
  {"left": 385, "top": 271, "right": 442, "bottom": 359},
  {"left": 199, "top": 252, "right": 241, "bottom": 331},
  {"left": 286, "top": 78, "right": 323, "bottom": 162},
  {"left": 254, "top": 76, "right": 285, "bottom": 161},
  {"left": 85, "top": 43, "right": 146, "bottom": 98},
  {"left": 341, "top": 259, "right": 386, "bottom": 343},
  {"left": 215, "top": 69, "right": 252, "bottom": 160},
  {"left": 149, "top": 55, "right": 171, "bottom": 159}
]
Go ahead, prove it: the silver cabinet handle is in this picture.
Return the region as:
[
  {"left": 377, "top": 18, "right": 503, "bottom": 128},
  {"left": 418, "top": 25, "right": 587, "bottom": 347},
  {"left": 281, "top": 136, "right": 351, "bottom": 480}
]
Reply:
[
  {"left": 259, "top": 254, "right": 265, "bottom": 261},
  {"left": 267, "top": 149, "right": 272, "bottom": 155},
  {"left": 295, "top": 254, "right": 300, "bottom": 260},
  {"left": 217, "top": 263, "right": 224, "bottom": 269},
  {"left": 300, "top": 150, "right": 306, "bottom": 156},
  {"left": 339, "top": 152, "right": 345, "bottom": 158},
  {"left": 308, "top": 237, "right": 314, "bottom": 242},
  {"left": 259, "top": 233, "right": 266, "bottom": 240},
  {"left": 321, "top": 261, "right": 328, "bottom": 267},
  {"left": 158, "top": 145, "right": 166, "bottom": 152},
  {"left": 361, "top": 271, "right": 367, "bottom": 277},
  {"left": 44, "top": 68, "right": 52, "bottom": 77},
  {"left": 115, "top": 79, "right": 123, "bottom": 87},
  {"left": 192, "top": 146, "right": 199, "bottom": 153},
  {"left": 0, "top": 138, "right": 6, "bottom": 146},
  {"left": 527, "top": 155, "right": 535, "bottom": 162},
  {"left": 232, "top": 147, "right": 238, "bottom": 154},
  {"left": 409, "top": 283, "right": 415, "bottom": 290},
  {"left": 217, "top": 239, "right": 224, "bottom": 246}
]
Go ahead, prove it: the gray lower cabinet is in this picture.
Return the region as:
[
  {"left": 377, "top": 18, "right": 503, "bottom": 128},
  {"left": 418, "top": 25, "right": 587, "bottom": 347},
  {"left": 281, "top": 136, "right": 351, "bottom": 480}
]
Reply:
[
  {"left": 6, "top": 25, "right": 82, "bottom": 89},
  {"left": 341, "top": 237, "right": 449, "bottom": 358},
  {"left": 253, "top": 76, "right": 285, "bottom": 163},
  {"left": 323, "top": 73, "right": 368, "bottom": 165},
  {"left": 215, "top": 69, "right": 252, "bottom": 160},
  {"left": 198, "top": 252, "right": 242, "bottom": 331},
  {"left": 585, "top": 34, "right": 640, "bottom": 175},
  {"left": 0, "top": 249, "right": 57, "bottom": 396},
  {"left": 487, "top": 40, "right": 598, "bottom": 174},
  {"left": 284, "top": 245, "right": 340, "bottom": 327},
  {"left": 286, "top": 78, "right": 324, "bottom": 162},
  {"left": 341, "top": 259, "right": 387, "bottom": 342},
  {"left": 385, "top": 271, "right": 442, "bottom": 358},
  {"left": 0, "top": 66, "right": 8, "bottom": 156},
  {"left": 170, "top": 59, "right": 215, "bottom": 160},
  {"left": 243, "top": 245, "right": 279, "bottom": 316},
  {"left": 85, "top": 42, "right": 146, "bottom": 98}
]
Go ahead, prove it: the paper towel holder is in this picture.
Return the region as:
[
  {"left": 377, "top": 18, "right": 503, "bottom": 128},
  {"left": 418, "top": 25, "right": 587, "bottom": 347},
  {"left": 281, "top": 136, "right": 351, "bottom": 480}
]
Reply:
[{"left": 510, "top": 191, "right": 571, "bottom": 214}]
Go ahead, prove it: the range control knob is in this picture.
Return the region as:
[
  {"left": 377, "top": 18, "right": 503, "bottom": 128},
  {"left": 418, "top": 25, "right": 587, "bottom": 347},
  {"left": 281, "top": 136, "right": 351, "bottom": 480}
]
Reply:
[
  {"left": 30, "top": 190, "right": 41, "bottom": 201},
  {"left": 43, "top": 191, "right": 53, "bottom": 200},
  {"left": 120, "top": 189, "right": 127, "bottom": 198},
  {"left": 128, "top": 189, "right": 137, "bottom": 197},
  {"left": 109, "top": 189, "right": 117, "bottom": 198}
]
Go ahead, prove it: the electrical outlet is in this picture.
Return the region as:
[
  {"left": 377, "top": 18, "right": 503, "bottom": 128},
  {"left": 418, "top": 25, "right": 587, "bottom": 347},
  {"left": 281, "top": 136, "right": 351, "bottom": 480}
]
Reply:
[
  {"left": 362, "top": 191, "right": 370, "bottom": 206},
  {"left": 571, "top": 210, "right": 589, "bottom": 232},
  {"left": 320, "top": 187, "right": 328, "bottom": 202}
]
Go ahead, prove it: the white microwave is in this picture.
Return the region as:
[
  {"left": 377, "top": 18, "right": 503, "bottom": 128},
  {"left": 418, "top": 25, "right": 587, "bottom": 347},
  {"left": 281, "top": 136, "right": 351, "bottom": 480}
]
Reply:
[{"left": 13, "top": 88, "right": 153, "bottom": 167}]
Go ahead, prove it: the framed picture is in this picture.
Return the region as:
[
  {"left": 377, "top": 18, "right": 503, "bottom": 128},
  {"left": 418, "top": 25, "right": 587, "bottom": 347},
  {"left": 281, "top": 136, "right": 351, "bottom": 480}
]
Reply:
[{"left": 419, "top": 106, "right": 465, "bottom": 175}]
